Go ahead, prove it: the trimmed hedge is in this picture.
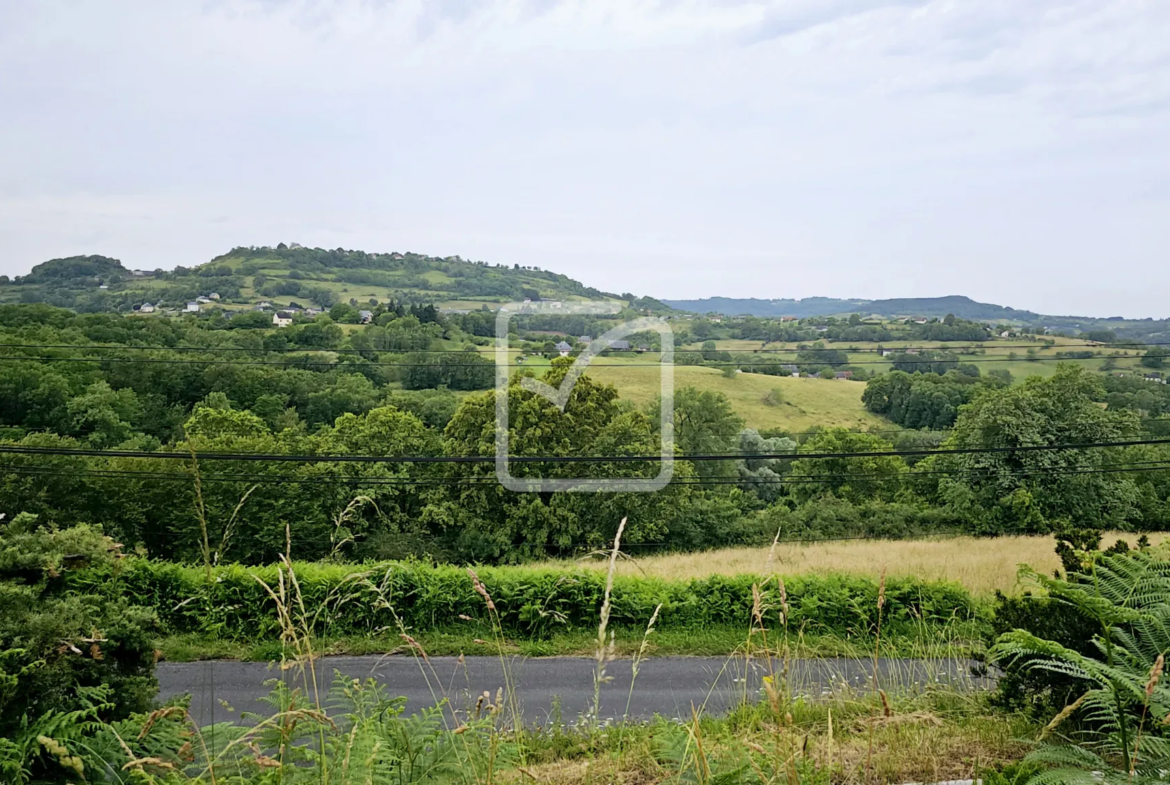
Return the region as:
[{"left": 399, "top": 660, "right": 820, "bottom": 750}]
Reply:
[{"left": 72, "top": 559, "right": 985, "bottom": 641}]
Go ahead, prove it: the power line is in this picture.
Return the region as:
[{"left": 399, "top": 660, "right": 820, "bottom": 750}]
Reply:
[
  {"left": 6, "top": 460, "right": 1170, "bottom": 487},
  {"left": 2, "top": 436, "right": 1169, "bottom": 465},
  {"left": 0, "top": 353, "right": 1151, "bottom": 369},
  {"left": 0, "top": 342, "right": 521, "bottom": 355}
]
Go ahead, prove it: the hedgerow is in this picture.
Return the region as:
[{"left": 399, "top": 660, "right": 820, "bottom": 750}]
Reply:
[{"left": 69, "top": 558, "right": 984, "bottom": 642}]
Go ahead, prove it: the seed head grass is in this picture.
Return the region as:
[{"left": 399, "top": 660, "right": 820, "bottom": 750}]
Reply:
[{"left": 564, "top": 532, "right": 1169, "bottom": 597}]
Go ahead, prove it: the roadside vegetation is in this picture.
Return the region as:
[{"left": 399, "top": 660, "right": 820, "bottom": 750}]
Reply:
[{"left": 7, "top": 510, "right": 1170, "bottom": 783}]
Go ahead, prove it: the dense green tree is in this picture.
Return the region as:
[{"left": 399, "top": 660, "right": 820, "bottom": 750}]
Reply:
[
  {"left": 930, "top": 365, "right": 1141, "bottom": 534},
  {"left": 736, "top": 429, "right": 797, "bottom": 502},
  {"left": 1141, "top": 346, "right": 1169, "bottom": 369},
  {"left": 862, "top": 370, "right": 1003, "bottom": 430},
  {"left": 65, "top": 381, "right": 142, "bottom": 448},
  {"left": 889, "top": 350, "right": 959, "bottom": 375},
  {"left": 437, "top": 359, "right": 701, "bottom": 561},
  {"left": 648, "top": 387, "right": 744, "bottom": 480},
  {"left": 0, "top": 517, "right": 157, "bottom": 745},
  {"left": 788, "top": 429, "right": 906, "bottom": 504}
]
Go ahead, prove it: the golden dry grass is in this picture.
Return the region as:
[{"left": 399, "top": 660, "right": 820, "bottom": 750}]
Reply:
[{"left": 565, "top": 533, "right": 1170, "bottom": 596}]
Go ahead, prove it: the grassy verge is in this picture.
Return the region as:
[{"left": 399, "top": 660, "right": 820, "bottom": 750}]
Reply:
[
  {"left": 55, "top": 663, "right": 1038, "bottom": 783},
  {"left": 503, "top": 690, "right": 1036, "bottom": 785}
]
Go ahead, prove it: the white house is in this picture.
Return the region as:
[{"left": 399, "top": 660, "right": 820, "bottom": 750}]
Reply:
[
  {"left": 138, "top": 303, "right": 155, "bottom": 314},
  {"left": 208, "top": 292, "right": 221, "bottom": 300},
  {"left": 556, "top": 341, "right": 573, "bottom": 356},
  {"left": 185, "top": 302, "right": 200, "bottom": 313},
  {"left": 196, "top": 296, "right": 210, "bottom": 304},
  {"left": 359, "top": 310, "right": 374, "bottom": 324},
  {"left": 273, "top": 311, "right": 294, "bottom": 328}
]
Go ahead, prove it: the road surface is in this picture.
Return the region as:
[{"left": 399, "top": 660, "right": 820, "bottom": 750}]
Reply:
[{"left": 157, "top": 655, "right": 988, "bottom": 727}]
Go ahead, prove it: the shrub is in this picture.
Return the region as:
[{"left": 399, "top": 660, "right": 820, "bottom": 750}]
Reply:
[
  {"left": 990, "top": 550, "right": 1170, "bottom": 783},
  {"left": 73, "top": 558, "right": 981, "bottom": 643},
  {"left": 0, "top": 515, "right": 158, "bottom": 741}
]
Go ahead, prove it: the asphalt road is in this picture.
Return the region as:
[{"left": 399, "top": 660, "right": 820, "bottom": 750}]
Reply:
[{"left": 158, "top": 655, "right": 989, "bottom": 727}]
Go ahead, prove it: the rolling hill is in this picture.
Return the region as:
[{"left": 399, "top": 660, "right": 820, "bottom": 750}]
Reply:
[
  {"left": 0, "top": 246, "right": 632, "bottom": 314},
  {"left": 2, "top": 246, "right": 1166, "bottom": 344}
]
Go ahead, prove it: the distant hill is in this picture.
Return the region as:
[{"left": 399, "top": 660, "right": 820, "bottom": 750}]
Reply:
[
  {"left": 0, "top": 246, "right": 626, "bottom": 313},
  {"left": 659, "top": 297, "right": 870, "bottom": 319},
  {"left": 663, "top": 295, "right": 1041, "bottom": 322}
]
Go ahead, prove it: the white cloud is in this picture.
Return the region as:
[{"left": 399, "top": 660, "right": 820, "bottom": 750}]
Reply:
[{"left": 1, "top": 0, "right": 1168, "bottom": 315}]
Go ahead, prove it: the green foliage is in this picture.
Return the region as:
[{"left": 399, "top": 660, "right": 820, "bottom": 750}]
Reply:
[
  {"left": 1141, "top": 346, "right": 1168, "bottom": 369},
  {"left": 435, "top": 359, "right": 705, "bottom": 561},
  {"left": 754, "top": 496, "right": 967, "bottom": 541},
  {"left": 788, "top": 428, "right": 906, "bottom": 504},
  {"left": 18, "top": 255, "right": 126, "bottom": 285},
  {"left": 735, "top": 429, "right": 797, "bottom": 502},
  {"left": 990, "top": 550, "right": 1170, "bottom": 784},
  {"left": 401, "top": 350, "right": 493, "bottom": 390},
  {"left": 78, "top": 557, "right": 980, "bottom": 643},
  {"left": 863, "top": 370, "right": 1005, "bottom": 430},
  {"left": 796, "top": 342, "right": 848, "bottom": 368},
  {"left": 889, "top": 349, "right": 962, "bottom": 375},
  {"left": 930, "top": 366, "right": 1143, "bottom": 535},
  {"left": 0, "top": 517, "right": 157, "bottom": 745},
  {"left": 649, "top": 386, "right": 744, "bottom": 480}
]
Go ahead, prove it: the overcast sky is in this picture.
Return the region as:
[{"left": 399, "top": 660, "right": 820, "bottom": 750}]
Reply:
[{"left": 2, "top": 0, "right": 1168, "bottom": 317}]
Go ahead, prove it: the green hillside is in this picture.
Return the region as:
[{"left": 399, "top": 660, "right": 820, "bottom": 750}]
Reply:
[{"left": 0, "top": 246, "right": 631, "bottom": 313}]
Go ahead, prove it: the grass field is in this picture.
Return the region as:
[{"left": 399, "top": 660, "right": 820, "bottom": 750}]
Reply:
[
  {"left": 679, "top": 338, "right": 1147, "bottom": 383},
  {"left": 563, "top": 532, "right": 1170, "bottom": 596},
  {"left": 585, "top": 363, "right": 888, "bottom": 432}
]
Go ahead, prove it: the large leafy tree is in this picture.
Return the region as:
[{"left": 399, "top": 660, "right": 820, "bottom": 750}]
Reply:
[
  {"left": 930, "top": 365, "right": 1141, "bottom": 534},
  {"left": 648, "top": 386, "right": 744, "bottom": 480},
  {"left": 787, "top": 428, "right": 907, "bottom": 504},
  {"left": 437, "top": 358, "right": 696, "bottom": 561}
]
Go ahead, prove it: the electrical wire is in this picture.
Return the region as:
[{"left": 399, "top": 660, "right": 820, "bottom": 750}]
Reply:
[
  {"left": 2, "top": 436, "right": 1169, "bottom": 465},
  {"left": 0, "top": 353, "right": 1154, "bottom": 369},
  {"left": 5, "top": 460, "right": 1170, "bottom": 487}
]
